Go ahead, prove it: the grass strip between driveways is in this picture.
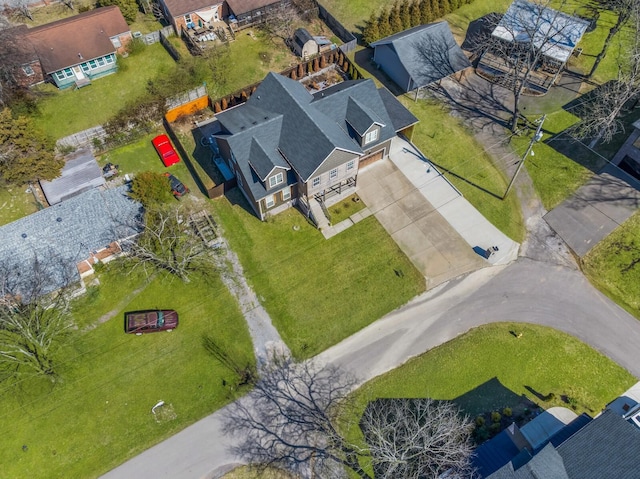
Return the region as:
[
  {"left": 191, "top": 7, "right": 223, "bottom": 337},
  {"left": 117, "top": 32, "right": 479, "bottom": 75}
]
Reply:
[
  {"left": 403, "top": 98, "right": 526, "bottom": 243},
  {"left": 582, "top": 211, "right": 640, "bottom": 320},
  {"left": 213, "top": 189, "right": 426, "bottom": 359},
  {"left": 0, "top": 263, "right": 254, "bottom": 479},
  {"left": 344, "top": 322, "right": 637, "bottom": 476}
]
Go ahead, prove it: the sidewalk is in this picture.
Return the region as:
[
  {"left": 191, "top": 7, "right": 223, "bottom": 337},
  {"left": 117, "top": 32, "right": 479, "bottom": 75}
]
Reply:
[{"left": 389, "top": 137, "right": 519, "bottom": 265}]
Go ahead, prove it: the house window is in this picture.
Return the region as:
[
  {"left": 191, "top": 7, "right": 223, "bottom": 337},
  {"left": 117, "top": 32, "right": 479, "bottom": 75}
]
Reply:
[
  {"left": 55, "top": 71, "right": 66, "bottom": 81},
  {"left": 230, "top": 150, "right": 236, "bottom": 164},
  {"left": 22, "top": 65, "right": 34, "bottom": 76},
  {"left": 184, "top": 14, "right": 192, "bottom": 25},
  {"left": 282, "top": 188, "right": 291, "bottom": 201},
  {"left": 105, "top": 54, "right": 114, "bottom": 64},
  {"left": 111, "top": 37, "right": 122, "bottom": 48},
  {"left": 97, "top": 57, "right": 106, "bottom": 67},
  {"left": 64, "top": 68, "right": 73, "bottom": 77},
  {"left": 312, "top": 177, "right": 320, "bottom": 188},
  {"left": 269, "top": 172, "right": 284, "bottom": 188},
  {"left": 330, "top": 168, "right": 338, "bottom": 180},
  {"left": 265, "top": 195, "right": 275, "bottom": 208},
  {"left": 364, "top": 129, "right": 379, "bottom": 145},
  {"left": 89, "top": 60, "right": 97, "bottom": 69},
  {"left": 81, "top": 63, "right": 90, "bottom": 73},
  {"left": 237, "top": 173, "right": 243, "bottom": 187},
  {"left": 346, "top": 160, "right": 355, "bottom": 171}
]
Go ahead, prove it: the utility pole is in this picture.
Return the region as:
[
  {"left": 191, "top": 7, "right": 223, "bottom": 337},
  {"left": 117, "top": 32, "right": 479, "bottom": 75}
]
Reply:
[{"left": 503, "top": 114, "right": 546, "bottom": 199}]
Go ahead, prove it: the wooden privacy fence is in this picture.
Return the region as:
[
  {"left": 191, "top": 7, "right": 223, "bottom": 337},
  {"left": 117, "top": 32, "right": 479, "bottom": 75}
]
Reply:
[{"left": 315, "top": 1, "right": 357, "bottom": 53}]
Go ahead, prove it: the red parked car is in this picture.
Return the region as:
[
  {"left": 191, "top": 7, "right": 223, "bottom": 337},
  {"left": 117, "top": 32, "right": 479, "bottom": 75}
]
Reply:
[
  {"left": 124, "top": 310, "right": 179, "bottom": 335},
  {"left": 152, "top": 134, "right": 180, "bottom": 167}
]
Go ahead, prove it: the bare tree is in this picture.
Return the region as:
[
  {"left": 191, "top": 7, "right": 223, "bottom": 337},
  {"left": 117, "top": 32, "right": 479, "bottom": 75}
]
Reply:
[
  {"left": 3, "top": 0, "right": 34, "bottom": 21},
  {"left": 470, "top": 0, "right": 587, "bottom": 131},
  {"left": 224, "top": 356, "right": 371, "bottom": 478},
  {"left": 261, "top": 2, "right": 301, "bottom": 42},
  {"left": 0, "top": 256, "right": 76, "bottom": 381},
  {"left": 0, "top": 22, "right": 37, "bottom": 108},
  {"left": 123, "top": 205, "right": 218, "bottom": 282},
  {"left": 224, "top": 357, "right": 476, "bottom": 479},
  {"left": 588, "top": 0, "right": 636, "bottom": 78},
  {"left": 570, "top": 5, "right": 640, "bottom": 144},
  {"left": 360, "top": 398, "right": 476, "bottom": 479}
]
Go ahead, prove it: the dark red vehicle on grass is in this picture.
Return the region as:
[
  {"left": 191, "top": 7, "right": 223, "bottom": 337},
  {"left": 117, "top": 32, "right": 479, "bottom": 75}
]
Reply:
[{"left": 124, "top": 310, "right": 179, "bottom": 335}]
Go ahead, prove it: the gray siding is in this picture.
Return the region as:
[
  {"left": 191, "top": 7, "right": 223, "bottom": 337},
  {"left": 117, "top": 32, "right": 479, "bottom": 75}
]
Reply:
[
  {"left": 306, "top": 149, "right": 359, "bottom": 197},
  {"left": 364, "top": 138, "right": 392, "bottom": 157},
  {"left": 374, "top": 44, "right": 411, "bottom": 92}
]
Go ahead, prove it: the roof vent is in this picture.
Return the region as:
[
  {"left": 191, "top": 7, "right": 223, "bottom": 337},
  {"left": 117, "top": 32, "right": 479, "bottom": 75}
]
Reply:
[
  {"left": 21, "top": 233, "right": 27, "bottom": 238},
  {"left": 252, "top": 121, "right": 257, "bottom": 125},
  {"left": 257, "top": 95, "right": 261, "bottom": 100},
  {"left": 56, "top": 217, "right": 62, "bottom": 222},
  {"left": 78, "top": 53, "right": 83, "bottom": 59}
]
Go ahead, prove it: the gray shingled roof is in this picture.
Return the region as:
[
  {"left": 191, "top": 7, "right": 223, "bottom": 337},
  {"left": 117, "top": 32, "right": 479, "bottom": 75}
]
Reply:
[
  {"left": 488, "top": 444, "right": 569, "bottom": 479},
  {"left": 215, "top": 73, "right": 418, "bottom": 199},
  {"left": 39, "top": 148, "right": 106, "bottom": 205},
  {"left": 312, "top": 80, "right": 395, "bottom": 146},
  {"left": 377, "top": 87, "right": 419, "bottom": 131},
  {"left": 370, "top": 22, "right": 471, "bottom": 90},
  {"left": 0, "top": 186, "right": 141, "bottom": 292},
  {"left": 556, "top": 410, "right": 640, "bottom": 479}
]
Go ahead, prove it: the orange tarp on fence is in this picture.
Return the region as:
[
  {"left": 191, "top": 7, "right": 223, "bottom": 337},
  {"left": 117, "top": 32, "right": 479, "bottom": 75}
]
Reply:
[{"left": 165, "top": 95, "right": 209, "bottom": 123}]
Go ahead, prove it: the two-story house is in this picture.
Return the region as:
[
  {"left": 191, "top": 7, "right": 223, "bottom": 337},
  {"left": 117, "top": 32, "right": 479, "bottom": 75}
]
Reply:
[{"left": 213, "top": 72, "right": 418, "bottom": 221}]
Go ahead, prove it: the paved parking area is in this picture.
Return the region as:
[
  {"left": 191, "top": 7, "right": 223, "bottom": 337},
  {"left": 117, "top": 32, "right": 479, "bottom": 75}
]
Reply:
[
  {"left": 357, "top": 159, "right": 486, "bottom": 288},
  {"left": 544, "top": 165, "right": 640, "bottom": 257}
]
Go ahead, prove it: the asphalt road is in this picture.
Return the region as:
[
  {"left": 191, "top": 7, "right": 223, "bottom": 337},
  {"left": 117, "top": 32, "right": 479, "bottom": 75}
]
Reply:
[{"left": 101, "top": 257, "right": 640, "bottom": 479}]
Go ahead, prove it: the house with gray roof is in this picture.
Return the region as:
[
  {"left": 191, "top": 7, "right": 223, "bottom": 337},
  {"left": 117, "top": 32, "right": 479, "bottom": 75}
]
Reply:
[
  {"left": 39, "top": 148, "right": 106, "bottom": 205},
  {"left": 369, "top": 22, "right": 471, "bottom": 94},
  {"left": 476, "top": 409, "right": 640, "bottom": 478},
  {"left": 0, "top": 186, "right": 141, "bottom": 294},
  {"left": 213, "top": 72, "right": 418, "bottom": 221}
]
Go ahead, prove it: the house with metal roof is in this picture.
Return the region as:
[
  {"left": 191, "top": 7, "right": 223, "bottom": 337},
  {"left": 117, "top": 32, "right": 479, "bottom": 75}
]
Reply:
[
  {"left": 212, "top": 72, "right": 418, "bottom": 222},
  {"left": 0, "top": 186, "right": 141, "bottom": 293},
  {"left": 369, "top": 22, "right": 471, "bottom": 94},
  {"left": 477, "top": 0, "right": 589, "bottom": 94},
  {"left": 39, "top": 149, "right": 106, "bottom": 206},
  {"left": 21, "top": 6, "right": 131, "bottom": 89}
]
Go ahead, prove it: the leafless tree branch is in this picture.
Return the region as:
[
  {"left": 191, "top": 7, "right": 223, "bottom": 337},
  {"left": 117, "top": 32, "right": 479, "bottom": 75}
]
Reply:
[{"left": 360, "top": 398, "right": 476, "bottom": 479}]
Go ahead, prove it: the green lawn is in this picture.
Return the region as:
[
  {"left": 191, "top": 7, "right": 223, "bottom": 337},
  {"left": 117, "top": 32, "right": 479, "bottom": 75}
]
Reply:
[
  {"left": 98, "top": 131, "right": 201, "bottom": 196},
  {"left": 0, "top": 263, "right": 254, "bottom": 479},
  {"left": 346, "top": 322, "right": 636, "bottom": 473},
  {"left": 403, "top": 99, "right": 525, "bottom": 242},
  {"left": 0, "top": 183, "right": 39, "bottom": 226},
  {"left": 213, "top": 31, "right": 298, "bottom": 98},
  {"left": 213, "top": 190, "right": 425, "bottom": 358},
  {"left": 513, "top": 111, "right": 602, "bottom": 210},
  {"left": 31, "top": 43, "right": 177, "bottom": 139},
  {"left": 583, "top": 211, "right": 640, "bottom": 320},
  {"left": 327, "top": 194, "right": 366, "bottom": 224}
]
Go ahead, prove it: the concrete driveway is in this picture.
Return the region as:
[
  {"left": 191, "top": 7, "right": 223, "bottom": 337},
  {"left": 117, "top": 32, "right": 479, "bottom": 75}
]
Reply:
[
  {"left": 357, "top": 158, "right": 485, "bottom": 288},
  {"left": 544, "top": 165, "right": 640, "bottom": 257}
]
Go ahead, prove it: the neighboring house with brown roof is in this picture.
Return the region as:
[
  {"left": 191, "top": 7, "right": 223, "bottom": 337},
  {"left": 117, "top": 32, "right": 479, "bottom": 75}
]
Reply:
[
  {"left": 158, "top": 0, "right": 290, "bottom": 33},
  {"left": 6, "top": 25, "right": 46, "bottom": 87},
  {"left": 157, "top": 0, "right": 224, "bottom": 34},
  {"left": 22, "top": 6, "right": 131, "bottom": 89}
]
